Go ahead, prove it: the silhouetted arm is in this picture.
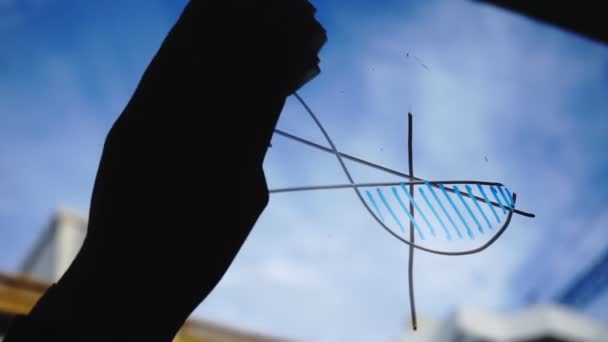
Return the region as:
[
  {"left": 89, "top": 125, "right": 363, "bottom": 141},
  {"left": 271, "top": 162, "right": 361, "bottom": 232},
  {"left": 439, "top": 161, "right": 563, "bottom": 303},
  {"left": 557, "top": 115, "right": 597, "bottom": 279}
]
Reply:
[{"left": 4, "top": 1, "right": 325, "bottom": 341}]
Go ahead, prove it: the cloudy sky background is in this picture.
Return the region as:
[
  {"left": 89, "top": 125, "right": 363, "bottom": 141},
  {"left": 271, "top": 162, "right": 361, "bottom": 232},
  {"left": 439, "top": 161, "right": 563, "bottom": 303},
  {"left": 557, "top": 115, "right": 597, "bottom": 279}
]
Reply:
[{"left": 1, "top": 0, "right": 607, "bottom": 341}]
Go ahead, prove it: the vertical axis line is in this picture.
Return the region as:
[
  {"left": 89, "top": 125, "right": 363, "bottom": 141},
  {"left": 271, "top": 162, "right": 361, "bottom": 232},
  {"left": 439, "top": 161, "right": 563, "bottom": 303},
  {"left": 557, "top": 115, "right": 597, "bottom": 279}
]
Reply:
[{"left": 408, "top": 113, "right": 417, "bottom": 331}]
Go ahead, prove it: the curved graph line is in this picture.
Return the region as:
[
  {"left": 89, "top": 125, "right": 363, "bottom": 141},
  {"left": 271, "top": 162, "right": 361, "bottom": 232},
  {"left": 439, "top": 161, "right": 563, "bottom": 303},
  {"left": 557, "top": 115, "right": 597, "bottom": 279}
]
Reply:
[{"left": 284, "top": 92, "right": 520, "bottom": 256}]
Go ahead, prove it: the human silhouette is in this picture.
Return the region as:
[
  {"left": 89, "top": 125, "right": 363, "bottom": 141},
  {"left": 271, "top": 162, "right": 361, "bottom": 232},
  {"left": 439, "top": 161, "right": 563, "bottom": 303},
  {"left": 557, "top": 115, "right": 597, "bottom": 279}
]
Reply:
[{"left": 4, "top": 1, "right": 326, "bottom": 341}]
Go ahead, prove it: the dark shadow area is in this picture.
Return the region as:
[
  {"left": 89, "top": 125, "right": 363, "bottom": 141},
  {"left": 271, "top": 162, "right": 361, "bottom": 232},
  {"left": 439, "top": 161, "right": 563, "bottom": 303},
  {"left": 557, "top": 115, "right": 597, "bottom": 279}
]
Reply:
[{"left": 2, "top": 1, "right": 325, "bottom": 341}]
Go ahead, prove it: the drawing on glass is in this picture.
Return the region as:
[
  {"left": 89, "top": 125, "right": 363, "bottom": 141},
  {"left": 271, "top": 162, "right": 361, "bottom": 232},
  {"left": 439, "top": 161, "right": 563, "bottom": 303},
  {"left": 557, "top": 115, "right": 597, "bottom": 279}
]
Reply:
[{"left": 269, "top": 92, "right": 536, "bottom": 330}]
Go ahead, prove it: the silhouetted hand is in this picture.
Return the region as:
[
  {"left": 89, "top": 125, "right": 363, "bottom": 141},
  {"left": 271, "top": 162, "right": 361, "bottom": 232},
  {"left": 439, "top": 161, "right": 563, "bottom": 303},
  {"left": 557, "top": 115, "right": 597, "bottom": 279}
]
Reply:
[{"left": 4, "top": 1, "right": 326, "bottom": 341}]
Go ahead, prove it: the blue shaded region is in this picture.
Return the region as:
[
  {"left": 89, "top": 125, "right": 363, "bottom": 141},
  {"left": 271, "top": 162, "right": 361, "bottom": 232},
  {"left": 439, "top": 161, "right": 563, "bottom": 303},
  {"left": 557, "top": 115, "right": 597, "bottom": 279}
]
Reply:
[
  {"left": 466, "top": 185, "right": 492, "bottom": 230},
  {"left": 558, "top": 247, "right": 608, "bottom": 308},
  {"left": 425, "top": 181, "right": 462, "bottom": 239},
  {"left": 419, "top": 188, "right": 452, "bottom": 240},
  {"left": 391, "top": 187, "right": 425, "bottom": 240},
  {"left": 477, "top": 184, "right": 500, "bottom": 224},
  {"left": 455, "top": 186, "right": 483, "bottom": 234},
  {"left": 491, "top": 186, "right": 507, "bottom": 214},
  {"left": 440, "top": 184, "right": 473, "bottom": 240},
  {"left": 376, "top": 188, "right": 406, "bottom": 233},
  {"left": 398, "top": 183, "right": 435, "bottom": 237},
  {"left": 366, "top": 190, "right": 384, "bottom": 221}
]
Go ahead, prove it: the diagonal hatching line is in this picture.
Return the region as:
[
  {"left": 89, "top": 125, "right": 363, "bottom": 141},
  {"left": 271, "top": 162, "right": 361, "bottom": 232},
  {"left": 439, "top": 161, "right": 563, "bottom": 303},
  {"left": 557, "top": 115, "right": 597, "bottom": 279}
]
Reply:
[
  {"left": 366, "top": 190, "right": 384, "bottom": 222},
  {"left": 477, "top": 183, "right": 500, "bottom": 224},
  {"left": 377, "top": 188, "right": 406, "bottom": 233},
  {"left": 491, "top": 186, "right": 507, "bottom": 214},
  {"left": 455, "top": 186, "right": 483, "bottom": 234},
  {"left": 425, "top": 181, "right": 463, "bottom": 239},
  {"left": 439, "top": 184, "right": 472, "bottom": 239},
  {"left": 398, "top": 183, "right": 435, "bottom": 237},
  {"left": 392, "top": 187, "right": 426, "bottom": 240},
  {"left": 466, "top": 185, "right": 492, "bottom": 230},
  {"left": 419, "top": 188, "right": 452, "bottom": 240},
  {"left": 498, "top": 186, "right": 513, "bottom": 210}
]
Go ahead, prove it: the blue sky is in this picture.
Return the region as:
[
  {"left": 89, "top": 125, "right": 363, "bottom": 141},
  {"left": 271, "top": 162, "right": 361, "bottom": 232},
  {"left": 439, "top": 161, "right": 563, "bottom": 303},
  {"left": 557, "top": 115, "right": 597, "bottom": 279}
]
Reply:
[{"left": 1, "top": 0, "right": 607, "bottom": 341}]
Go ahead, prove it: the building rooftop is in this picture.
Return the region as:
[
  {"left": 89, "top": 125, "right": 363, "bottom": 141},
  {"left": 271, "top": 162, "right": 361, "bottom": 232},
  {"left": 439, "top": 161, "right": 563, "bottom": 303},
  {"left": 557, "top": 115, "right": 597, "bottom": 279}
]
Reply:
[{"left": 399, "top": 305, "right": 608, "bottom": 342}]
